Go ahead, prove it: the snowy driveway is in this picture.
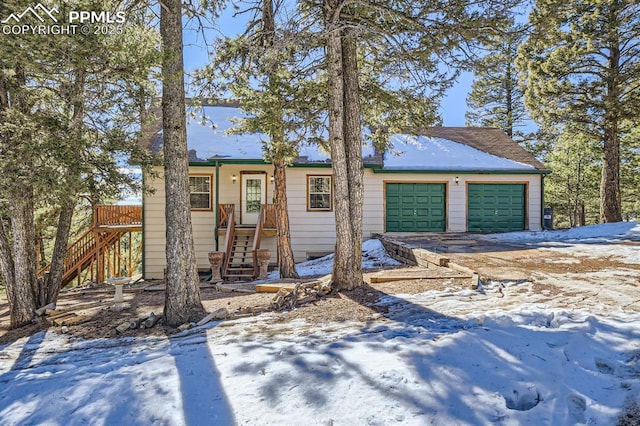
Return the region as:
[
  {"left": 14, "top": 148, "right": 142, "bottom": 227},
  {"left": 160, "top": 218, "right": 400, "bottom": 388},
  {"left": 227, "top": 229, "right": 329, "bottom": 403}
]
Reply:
[{"left": 386, "top": 222, "right": 640, "bottom": 316}]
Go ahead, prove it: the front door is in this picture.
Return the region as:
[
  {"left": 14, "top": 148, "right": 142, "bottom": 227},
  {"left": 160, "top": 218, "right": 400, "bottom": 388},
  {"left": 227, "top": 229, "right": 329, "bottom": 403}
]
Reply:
[{"left": 241, "top": 173, "right": 266, "bottom": 225}]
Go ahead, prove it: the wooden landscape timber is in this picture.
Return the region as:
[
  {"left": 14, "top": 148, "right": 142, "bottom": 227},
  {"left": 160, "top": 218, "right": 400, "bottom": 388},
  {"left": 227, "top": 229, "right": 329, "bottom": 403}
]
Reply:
[
  {"left": 375, "top": 236, "right": 450, "bottom": 267},
  {"left": 375, "top": 237, "right": 487, "bottom": 287},
  {"left": 368, "top": 267, "right": 471, "bottom": 283}
]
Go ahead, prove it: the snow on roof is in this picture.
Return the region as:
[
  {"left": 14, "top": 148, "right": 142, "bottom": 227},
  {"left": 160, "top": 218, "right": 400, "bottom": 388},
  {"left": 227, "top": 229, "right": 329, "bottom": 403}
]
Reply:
[
  {"left": 180, "top": 106, "right": 335, "bottom": 163},
  {"left": 185, "top": 106, "right": 265, "bottom": 161},
  {"left": 146, "top": 104, "right": 542, "bottom": 171},
  {"left": 383, "top": 134, "right": 536, "bottom": 171}
]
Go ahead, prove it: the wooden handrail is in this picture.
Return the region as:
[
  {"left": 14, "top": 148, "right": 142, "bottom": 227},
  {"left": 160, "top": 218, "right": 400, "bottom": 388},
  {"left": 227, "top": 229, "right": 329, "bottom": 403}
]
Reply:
[
  {"left": 252, "top": 207, "right": 264, "bottom": 253},
  {"left": 38, "top": 228, "right": 122, "bottom": 282},
  {"left": 222, "top": 209, "right": 236, "bottom": 276},
  {"left": 251, "top": 206, "right": 265, "bottom": 278}
]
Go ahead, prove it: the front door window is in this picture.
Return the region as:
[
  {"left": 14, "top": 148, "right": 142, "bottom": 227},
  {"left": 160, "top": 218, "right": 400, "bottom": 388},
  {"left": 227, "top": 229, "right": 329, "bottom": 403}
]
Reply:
[{"left": 241, "top": 174, "right": 266, "bottom": 224}]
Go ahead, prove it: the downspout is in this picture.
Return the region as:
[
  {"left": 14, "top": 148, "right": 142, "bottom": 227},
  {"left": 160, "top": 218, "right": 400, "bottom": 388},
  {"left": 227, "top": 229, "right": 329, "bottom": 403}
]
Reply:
[
  {"left": 141, "top": 172, "right": 146, "bottom": 278},
  {"left": 214, "top": 160, "right": 220, "bottom": 251},
  {"left": 541, "top": 174, "right": 546, "bottom": 230}
]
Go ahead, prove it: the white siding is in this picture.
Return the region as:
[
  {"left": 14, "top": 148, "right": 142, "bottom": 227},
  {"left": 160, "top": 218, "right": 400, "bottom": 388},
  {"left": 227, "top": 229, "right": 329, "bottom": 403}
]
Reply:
[
  {"left": 143, "top": 165, "right": 544, "bottom": 278},
  {"left": 143, "top": 165, "right": 276, "bottom": 279}
]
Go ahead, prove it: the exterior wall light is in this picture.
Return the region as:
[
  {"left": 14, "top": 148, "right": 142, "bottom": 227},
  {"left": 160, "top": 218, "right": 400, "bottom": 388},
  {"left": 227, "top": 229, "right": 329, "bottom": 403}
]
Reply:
[
  {"left": 455, "top": 176, "right": 459, "bottom": 185},
  {"left": 232, "top": 174, "right": 237, "bottom": 184}
]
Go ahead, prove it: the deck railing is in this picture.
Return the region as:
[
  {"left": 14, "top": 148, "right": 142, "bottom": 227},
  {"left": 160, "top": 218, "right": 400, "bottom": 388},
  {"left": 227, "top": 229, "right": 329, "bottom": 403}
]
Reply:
[
  {"left": 261, "top": 204, "right": 277, "bottom": 229},
  {"left": 218, "top": 204, "right": 235, "bottom": 228},
  {"left": 94, "top": 205, "right": 142, "bottom": 227},
  {"left": 217, "top": 203, "right": 276, "bottom": 229}
]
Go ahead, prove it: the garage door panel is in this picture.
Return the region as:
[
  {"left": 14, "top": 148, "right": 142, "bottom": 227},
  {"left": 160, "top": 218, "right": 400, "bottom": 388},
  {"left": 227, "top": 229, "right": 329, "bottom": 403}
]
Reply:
[
  {"left": 386, "top": 183, "right": 446, "bottom": 232},
  {"left": 467, "top": 184, "right": 525, "bottom": 232}
]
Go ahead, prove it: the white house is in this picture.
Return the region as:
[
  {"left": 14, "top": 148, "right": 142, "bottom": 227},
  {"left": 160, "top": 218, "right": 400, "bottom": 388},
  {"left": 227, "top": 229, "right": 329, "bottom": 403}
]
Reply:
[{"left": 140, "top": 104, "right": 549, "bottom": 280}]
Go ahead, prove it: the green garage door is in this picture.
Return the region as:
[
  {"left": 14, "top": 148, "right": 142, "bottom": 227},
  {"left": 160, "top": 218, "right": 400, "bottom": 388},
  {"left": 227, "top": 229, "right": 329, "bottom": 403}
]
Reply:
[
  {"left": 467, "top": 184, "right": 525, "bottom": 232},
  {"left": 386, "top": 183, "right": 445, "bottom": 232}
]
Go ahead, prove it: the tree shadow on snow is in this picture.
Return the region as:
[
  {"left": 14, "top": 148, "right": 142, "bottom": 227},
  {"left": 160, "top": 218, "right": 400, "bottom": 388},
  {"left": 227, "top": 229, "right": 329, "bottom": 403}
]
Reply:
[
  {"left": 341, "top": 285, "right": 635, "bottom": 424},
  {"left": 0, "top": 331, "right": 148, "bottom": 424},
  {"left": 220, "top": 283, "right": 635, "bottom": 424},
  {"left": 169, "top": 328, "right": 236, "bottom": 425}
]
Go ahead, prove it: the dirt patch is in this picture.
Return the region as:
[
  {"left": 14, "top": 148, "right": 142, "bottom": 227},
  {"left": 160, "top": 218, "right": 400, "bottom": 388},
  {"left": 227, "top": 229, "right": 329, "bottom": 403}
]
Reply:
[
  {"left": 448, "top": 249, "right": 640, "bottom": 281},
  {"left": 0, "top": 276, "right": 473, "bottom": 345}
]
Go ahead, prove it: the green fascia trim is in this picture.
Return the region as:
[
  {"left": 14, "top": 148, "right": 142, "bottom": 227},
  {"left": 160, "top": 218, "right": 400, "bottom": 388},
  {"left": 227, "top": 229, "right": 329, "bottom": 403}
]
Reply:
[
  {"left": 190, "top": 159, "right": 382, "bottom": 169},
  {"left": 190, "top": 159, "right": 269, "bottom": 166},
  {"left": 372, "top": 169, "right": 551, "bottom": 175}
]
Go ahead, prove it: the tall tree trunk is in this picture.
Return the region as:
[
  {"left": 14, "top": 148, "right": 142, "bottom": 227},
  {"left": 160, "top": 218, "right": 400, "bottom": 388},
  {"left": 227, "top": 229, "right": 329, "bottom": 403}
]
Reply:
[
  {"left": 600, "top": 125, "right": 621, "bottom": 223},
  {"left": 325, "top": 1, "right": 364, "bottom": 291},
  {"left": 262, "top": 0, "right": 298, "bottom": 279},
  {"left": 505, "top": 60, "right": 513, "bottom": 138},
  {"left": 7, "top": 185, "right": 39, "bottom": 327},
  {"left": 161, "top": 0, "right": 204, "bottom": 326},
  {"left": 273, "top": 160, "right": 298, "bottom": 278},
  {"left": 0, "top": 218, "right": 16, "bottom": 317},
  {"left": 326, "top": 14, "right": 353, "bottom": 290},
  {"left": 40, "top": 199, "right": 75, "bottom": 306},
  {"left": 341, "top": 35, "right": 364, "bottom": 290},
  {"left": 600, "top": 34, "right": 622, "bottom": 223}
]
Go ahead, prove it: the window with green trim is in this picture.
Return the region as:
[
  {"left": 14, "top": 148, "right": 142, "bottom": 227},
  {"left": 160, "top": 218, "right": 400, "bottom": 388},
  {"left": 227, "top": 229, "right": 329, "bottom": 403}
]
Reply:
[
  {"left": 307, "top": 175, "right": 332, "bottom": 211},
  {"left": 189, "top": 175, "right": 211, "bottom": 210}
]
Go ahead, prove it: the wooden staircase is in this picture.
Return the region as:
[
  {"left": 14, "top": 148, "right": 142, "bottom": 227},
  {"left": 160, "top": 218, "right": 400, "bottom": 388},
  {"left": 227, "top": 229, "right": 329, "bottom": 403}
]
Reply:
[
  {"left": 220, "top": 204, "right": 275, "bottom": 282},
  {"left": 223, "top": 228, "right": 259, "bottom": 281},
  {"left": 38, "top": 205, "right": 142, "bottom": 287}
]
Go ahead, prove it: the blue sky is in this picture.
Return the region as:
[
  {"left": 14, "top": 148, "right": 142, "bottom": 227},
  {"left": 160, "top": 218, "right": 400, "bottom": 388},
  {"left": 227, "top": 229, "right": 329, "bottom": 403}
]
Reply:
[{"left": 182, "top": 7, "right": 473, "bottom": 127}]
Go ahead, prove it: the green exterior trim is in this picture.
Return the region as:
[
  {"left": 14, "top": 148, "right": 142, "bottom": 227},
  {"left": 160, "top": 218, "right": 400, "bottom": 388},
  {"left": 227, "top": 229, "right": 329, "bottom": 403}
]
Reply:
[
  {"left": 189, "top": 159, "right": 269, "bottom": 167},
  {"left": 214, "top": 161, "right": 220, "bottom": 251},
  {"left": 188, "top": 159, "right": 382, "bottom": 169},
  {"left": 141, "top": 172, "right": 145, "bottom": 279},
  {"left": 372, "top": 168, "right": 550, "bottom": 175},
  {"left": 541, "top": 174, "right": 546, "bottom": 230}
]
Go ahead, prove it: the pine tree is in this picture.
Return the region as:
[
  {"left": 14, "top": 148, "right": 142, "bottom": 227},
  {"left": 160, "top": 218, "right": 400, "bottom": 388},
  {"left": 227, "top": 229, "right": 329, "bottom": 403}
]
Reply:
[
  {"left": 466, "top": 24, "right": 534, "bottom": 145},
  {"left": 160, "top": 0, "right": 205, "bottom": 325},
  {"left": 518, "top": 0, "right": 640, "bottom": 223},
  {"left": 319, "top": 0, "right": 520, "bottom": 290},
  {"left": 196, "top": 0, "right": 325, "bottom": 279},
  {"left": 0, "top": 1, "right": 158, "bottom": 327},
  {"left": 544, "top": 129, "right": 600, "bottom": 227}
]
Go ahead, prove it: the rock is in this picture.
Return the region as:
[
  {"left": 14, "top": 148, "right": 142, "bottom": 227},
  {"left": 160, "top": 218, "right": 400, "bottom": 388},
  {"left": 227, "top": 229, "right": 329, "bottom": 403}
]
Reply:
[
  {"left": 35, "top": 303, "right": 56, "bottom": 316},
  {"left": 112, "top": 302, "right": 131, "bottom": 312},
  {"left": 177, "top": 323, "right": 191, "bottom": 331},
  {"left": 116, "top": 321, "right": 132, "bottom": 333},
  {"left": 140, "top": 312, "right": 159, "bottom": 329}
]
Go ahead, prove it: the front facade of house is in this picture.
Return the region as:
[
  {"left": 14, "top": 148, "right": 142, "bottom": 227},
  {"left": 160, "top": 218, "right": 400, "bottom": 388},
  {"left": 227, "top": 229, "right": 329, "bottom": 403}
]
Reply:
[{"left": 141, "top": 105, "right": 548, "bottom": 279}]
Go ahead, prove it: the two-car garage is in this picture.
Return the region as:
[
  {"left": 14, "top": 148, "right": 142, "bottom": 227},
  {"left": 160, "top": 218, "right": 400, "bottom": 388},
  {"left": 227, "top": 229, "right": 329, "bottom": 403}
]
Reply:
[{"left": 385, "top": 182, "right": 527, "bottom": 233}]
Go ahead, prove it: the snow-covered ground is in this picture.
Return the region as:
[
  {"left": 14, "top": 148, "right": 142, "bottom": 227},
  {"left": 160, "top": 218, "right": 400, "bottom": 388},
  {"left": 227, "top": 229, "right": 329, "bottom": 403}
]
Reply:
[
  {"left": 269, "top": 239, "right": 402, "bottom": 278},
  {"left": 1, "top": 223, "right": 639, "bottom": 425}
]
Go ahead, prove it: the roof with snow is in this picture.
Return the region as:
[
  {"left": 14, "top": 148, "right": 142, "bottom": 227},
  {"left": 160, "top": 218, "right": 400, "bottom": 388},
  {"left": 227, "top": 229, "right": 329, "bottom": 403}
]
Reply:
[{"left": 140, "top": 103, "right": 547, "bottom": 172}]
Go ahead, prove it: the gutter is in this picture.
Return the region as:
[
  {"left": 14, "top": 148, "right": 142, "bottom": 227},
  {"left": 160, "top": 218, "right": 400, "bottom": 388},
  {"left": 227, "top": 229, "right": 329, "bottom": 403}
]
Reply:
[{"left": 371, "top": 168, "right": 551, "bottom": 175}]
